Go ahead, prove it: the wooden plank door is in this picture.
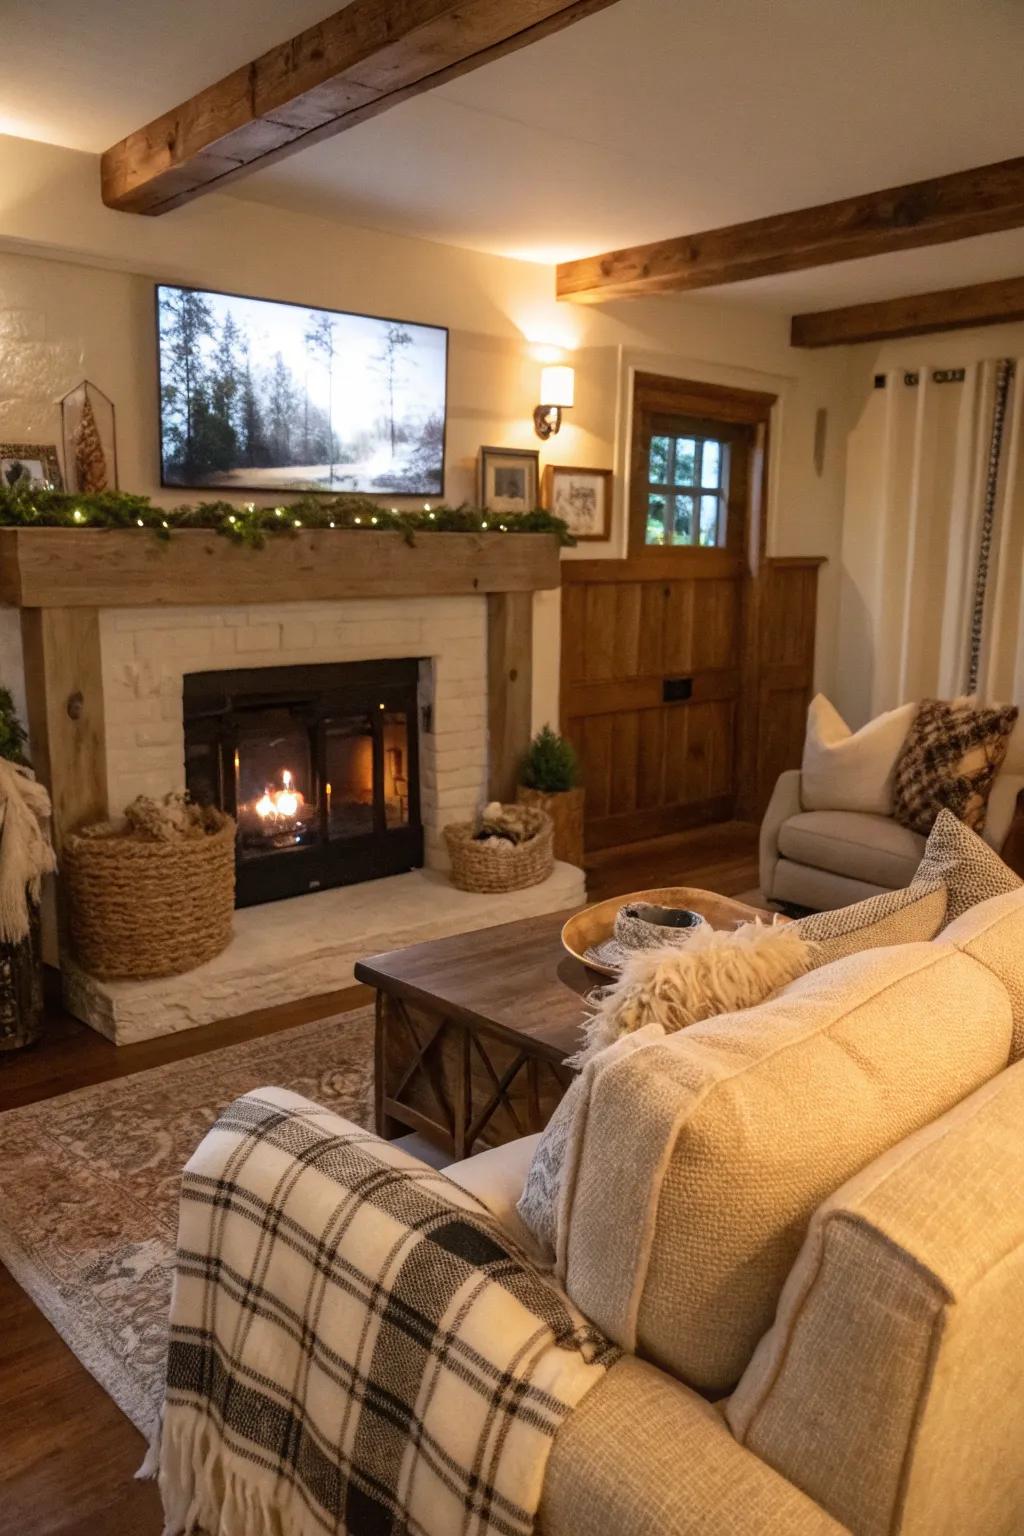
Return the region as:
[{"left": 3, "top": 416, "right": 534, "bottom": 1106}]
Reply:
[
  {"left": 560, "top": 370, "right": 824, "bottom": 852},
  {"left": 561, "top": 556, "right": 743, "bottom": 849}
]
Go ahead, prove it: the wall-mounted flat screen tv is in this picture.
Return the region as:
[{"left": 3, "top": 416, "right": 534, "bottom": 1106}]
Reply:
[{"left": 156, "top": 283, "right": 448, "bottom": 496}]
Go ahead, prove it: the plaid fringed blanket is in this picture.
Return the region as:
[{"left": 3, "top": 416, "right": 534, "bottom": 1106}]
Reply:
[{"left": 151, "top": 1088, "right": 617, "bottom": 1536}]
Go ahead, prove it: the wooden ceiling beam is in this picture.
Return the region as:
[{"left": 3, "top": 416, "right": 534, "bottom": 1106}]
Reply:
[
  {"left": 101, "top": 0, "right": 620, "bottom": 216},
  {"left": 791, "top": 274, "right": 1024, "bottom": 347},
  {"left": 556, "top": 158, "right": 1024, "bottom": 303}
]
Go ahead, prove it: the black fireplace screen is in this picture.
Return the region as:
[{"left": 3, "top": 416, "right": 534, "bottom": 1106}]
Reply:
[{"left": 184, "top": 660, "right": 423, "bottom": 908}]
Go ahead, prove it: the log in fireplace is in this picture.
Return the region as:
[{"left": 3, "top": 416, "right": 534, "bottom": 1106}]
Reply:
[{"left": 183, "top": 660, "right": 423, "bottom": 907}]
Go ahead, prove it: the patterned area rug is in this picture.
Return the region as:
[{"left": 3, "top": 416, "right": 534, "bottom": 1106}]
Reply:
[{"left": 0, "top": 1006, "right": 375, "bottom": 1438}]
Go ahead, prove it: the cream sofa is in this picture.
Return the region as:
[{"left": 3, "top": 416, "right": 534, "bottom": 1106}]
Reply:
[
  {"left": 437, "top": 887, "right": 1024, "bottom": 1536},
  {"left": 760, "top": 766, "right": 1024, "bottom": 910}
]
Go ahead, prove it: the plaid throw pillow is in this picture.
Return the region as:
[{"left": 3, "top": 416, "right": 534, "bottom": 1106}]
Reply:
[{"left": 892, "top": 698, "right": 1018, "bottom": 836}]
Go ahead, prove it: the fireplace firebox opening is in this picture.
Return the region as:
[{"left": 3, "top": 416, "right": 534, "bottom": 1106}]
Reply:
[{"left": 184, "top": 660, "right": 424, "bottom": 908}]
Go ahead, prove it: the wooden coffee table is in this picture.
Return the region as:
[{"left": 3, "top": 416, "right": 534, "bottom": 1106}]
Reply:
[
  {"left": 356, "top": 888, "right": 764, "bottom": 1161},
  {"left": 355, "top": 911, "right": 592, "bottom": 1162}
]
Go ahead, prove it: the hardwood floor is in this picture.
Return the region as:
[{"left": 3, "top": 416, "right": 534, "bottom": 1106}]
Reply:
[{"left": 0, "top": 820, "right": 759, "bottom": 1536}]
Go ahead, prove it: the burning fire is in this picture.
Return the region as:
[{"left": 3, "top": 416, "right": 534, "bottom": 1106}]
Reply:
[{"left": 255, "top": 769, "right": 304, "bottom": 822}]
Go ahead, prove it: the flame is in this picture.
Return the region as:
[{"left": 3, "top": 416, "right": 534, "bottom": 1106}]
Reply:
[{"left": 253, "top": 770, "right": 304, "bottom": 821}]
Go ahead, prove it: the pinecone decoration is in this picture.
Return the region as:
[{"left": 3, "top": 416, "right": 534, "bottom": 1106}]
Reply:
[{"left": 73, "top": 394, "right": 108, "bottom": 493}]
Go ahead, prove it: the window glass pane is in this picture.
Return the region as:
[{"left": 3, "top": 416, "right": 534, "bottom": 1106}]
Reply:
[
  {"left": 699, "top": 494, "right": 720, "bottom": 546},
  {"left": 702, "top": 439, "right": 721, "bottom": 488},
  {"left": 673, "top": 495, "right": 694, "bottom": 542},
  {"left": 646, "top": 494, "right": 666, "bottom": 545},
  {"left": 648, "top": 435, "right": 670, "bottom": 482},
  {"left": 673, "top": 438, "right": 696, "bottom": 484}
]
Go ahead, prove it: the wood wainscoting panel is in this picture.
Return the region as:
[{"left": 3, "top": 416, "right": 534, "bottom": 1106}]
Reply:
[
  {"left": 563, "top": 555, "right": 823, "bottom": 848},
  {"left": 740, "top": 557, "right": 825, "bottom": 819},
  {"left": 562, "top": 558, "right": 743, "bottom": 849}
]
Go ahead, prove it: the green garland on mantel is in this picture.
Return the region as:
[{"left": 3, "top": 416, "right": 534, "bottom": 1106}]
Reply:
[{"left": 0, "top": 484, "right": 573, "bottom": 549}]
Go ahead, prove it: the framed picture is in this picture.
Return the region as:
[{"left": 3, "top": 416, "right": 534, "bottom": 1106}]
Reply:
[
  {"left": 478, "top": 446, "right": 539, "bottom": 514},
  {"left": 542, "top": 465, "right": 612, "bottom": 541},
  {"left": 0, "top": 443, "right": 63, "bottom": 491},
  {"left": 61, "top": 380, "right": 118, "bottom": 493}
]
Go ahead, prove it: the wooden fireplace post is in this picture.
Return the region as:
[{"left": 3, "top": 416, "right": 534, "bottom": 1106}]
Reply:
[
  {"left": 486, "top": 591, "right": 533, "bottom": 803},
  {"left": 20, "top": 607, "right": 109, "bottom": 851}
]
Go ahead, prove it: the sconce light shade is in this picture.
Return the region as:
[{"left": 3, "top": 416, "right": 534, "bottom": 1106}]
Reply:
[
  {"left": 540, "top": 365, "right": 575, "bottom": 409},
  {"left": 534, "top": 364, "right": 575, "bottom": 439}
]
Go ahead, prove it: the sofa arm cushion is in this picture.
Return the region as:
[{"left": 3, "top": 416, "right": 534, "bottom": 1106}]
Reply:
[
  {"left": 539, "top": 1357, "right": 848, "bottom": 1535},
  {"left": 760, "top": 769, "right": 804, "bottom": 901},
  {"left": 444, "top": 1134, "right": 543, "bottom": 1259}
]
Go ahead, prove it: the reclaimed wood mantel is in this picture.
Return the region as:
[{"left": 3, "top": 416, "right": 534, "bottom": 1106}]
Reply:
[
  {"left": 0, "top": 528, "right": 561, "bottom": 607},
  {"left": 7, "top": 529, "right": 560, "bottom": 849}
]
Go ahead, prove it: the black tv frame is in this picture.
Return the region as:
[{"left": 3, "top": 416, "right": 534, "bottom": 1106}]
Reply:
[{"left": 155, "top": 281, "right": 449, "bottom": 497}]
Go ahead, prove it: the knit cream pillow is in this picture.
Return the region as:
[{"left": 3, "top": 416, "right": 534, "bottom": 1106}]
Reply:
[
  {"left": 802, "top": 695, "right": 916, "bottom": 815},
  {"left": 517, "top": 924, "right": 815, "bottom": 1258},
  {"left": 559, "top": 943, "right": 1012, "bottom": 1394}
]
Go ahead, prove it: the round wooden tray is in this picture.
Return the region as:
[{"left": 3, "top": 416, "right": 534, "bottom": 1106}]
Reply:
[{"left": 561, "top": 886, "right": 770, "bottom": 978}]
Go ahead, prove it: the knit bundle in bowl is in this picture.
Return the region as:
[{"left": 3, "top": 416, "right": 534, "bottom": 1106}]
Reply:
[
  {"left": 63, "top": 795, "right": 236, "bottom": 980},
  {"left": 444, "top": 802, "right": 554, "bottom": 893}
]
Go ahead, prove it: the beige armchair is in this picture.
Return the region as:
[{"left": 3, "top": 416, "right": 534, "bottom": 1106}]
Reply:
[{"left": 760, "top": 767, "right": 1024, "bottom": 910}]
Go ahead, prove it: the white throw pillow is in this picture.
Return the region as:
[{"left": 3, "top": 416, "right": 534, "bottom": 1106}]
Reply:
[{"left": 802, "top": 695, "right": 916, "bottom": 815}]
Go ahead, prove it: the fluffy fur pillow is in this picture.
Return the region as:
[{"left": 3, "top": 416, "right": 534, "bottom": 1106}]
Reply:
[{"left": 569, "top": 920, "right": 815, "bottom": 1067}]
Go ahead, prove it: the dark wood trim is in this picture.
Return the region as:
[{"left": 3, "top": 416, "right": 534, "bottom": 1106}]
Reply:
[
  {"left": 557, "top": 157, "right": 1024, "bottom": 302},
  {"left": 565, "top": 668, "right": 740, "bottom": 718},
  {"left": 584, "top": 795, "right": 735, "bottom": 852},
  {"left": 627, "top": 373, "right": 775, "bottom": 562},
  {"left": 564, "top": 551, "right": 744, "bottom": 582},
  {"left": 486, "top": 590, "right": 533, "bottom": 801},
  {"left": 101, "top": 0, "right": 621, "bottom": 215},
  {"left": 0, "top": 529, "right": 561, "bottom": 608},
  {"left": 791, "top": 274, "right": 1024, "bottom": 347}
]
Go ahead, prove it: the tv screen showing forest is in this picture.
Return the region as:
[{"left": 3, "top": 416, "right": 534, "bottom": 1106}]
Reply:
[{"left": 157, "top": 284, "right": 448, "bottom": 495}]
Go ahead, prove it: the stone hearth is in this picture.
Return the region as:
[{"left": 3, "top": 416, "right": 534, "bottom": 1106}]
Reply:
[{"left": 64, "top": 861, "right": 585, "bottom": 1045}]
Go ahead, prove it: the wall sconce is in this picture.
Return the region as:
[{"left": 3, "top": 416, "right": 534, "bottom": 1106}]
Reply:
[{"left": 533, "top": 365, "right": 575, "bottom": 439}]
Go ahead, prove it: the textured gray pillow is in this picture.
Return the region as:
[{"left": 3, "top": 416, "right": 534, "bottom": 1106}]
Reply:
[
  {"left": 795, "top": 881, "right": 948, "bottom": 966},
  {"left": 915, "top": 807, "right": 1022, "bottom": 922}
]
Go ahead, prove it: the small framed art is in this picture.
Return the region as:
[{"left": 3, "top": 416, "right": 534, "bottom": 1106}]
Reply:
[
  {"left": 542, "top": 465, "right": 612, "bottom": 541},
  {"left": 478, "top": 446, "right": 539, "bottom": 514},
  {"left": 61, "top": 380, "right": 118, "bottom": 493},
  {"left": 0, "top": 443, "right": 63, "bottom": 491}
]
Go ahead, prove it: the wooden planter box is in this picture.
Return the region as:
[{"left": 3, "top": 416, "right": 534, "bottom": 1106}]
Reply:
[{"left": 516, "top": 784, "right": 585, "bottom": 868}]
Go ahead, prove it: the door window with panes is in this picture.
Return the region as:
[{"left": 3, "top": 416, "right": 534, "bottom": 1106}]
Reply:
[{"left": 646, "top": 427, "right": 729, "bottom": 548}]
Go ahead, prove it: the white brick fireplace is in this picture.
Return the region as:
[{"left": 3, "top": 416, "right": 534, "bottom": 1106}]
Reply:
[
  {"left": 0, "top": 527, "right": 581, "bottom": 1045},
  {"left": 99, "top": 594, "right": 489, "bottom": 870}
]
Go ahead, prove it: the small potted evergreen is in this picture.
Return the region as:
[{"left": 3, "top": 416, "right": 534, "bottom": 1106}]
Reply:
[{"left": 516, "top": 725, "right": 584, "bottom": 868}]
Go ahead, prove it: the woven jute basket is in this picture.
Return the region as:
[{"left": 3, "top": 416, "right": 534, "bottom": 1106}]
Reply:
[
  {"left": 444, "top": 807, "right": 554, "bottom": 894},
  {"left": 63, "top": 811, "right": 236, "bottom": 980}
]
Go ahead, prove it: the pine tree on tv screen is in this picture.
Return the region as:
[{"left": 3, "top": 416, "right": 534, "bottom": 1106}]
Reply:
[{"left": 157, "top": 285, "right": 448, "bottom": 495}]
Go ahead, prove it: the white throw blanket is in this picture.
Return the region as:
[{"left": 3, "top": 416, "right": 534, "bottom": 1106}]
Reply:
[
  {"left": 151, "top": 1088, "right": 617, "bottom": 1536},
  {"left": 0, "top": 759, "right": 54, "bottom": 943}
]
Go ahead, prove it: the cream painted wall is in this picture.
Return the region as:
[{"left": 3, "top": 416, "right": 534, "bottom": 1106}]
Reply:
[
  {"left": 0, "top": 133, "right": 850, "bottom": 734},
  {"left": 835, "top": 322, "right": 1024, "bottom": 727}
]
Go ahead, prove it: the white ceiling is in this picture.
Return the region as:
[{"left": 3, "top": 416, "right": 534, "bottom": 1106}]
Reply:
[{"left": 6, "top": 0, "right": 1024, "bottom": 310}]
